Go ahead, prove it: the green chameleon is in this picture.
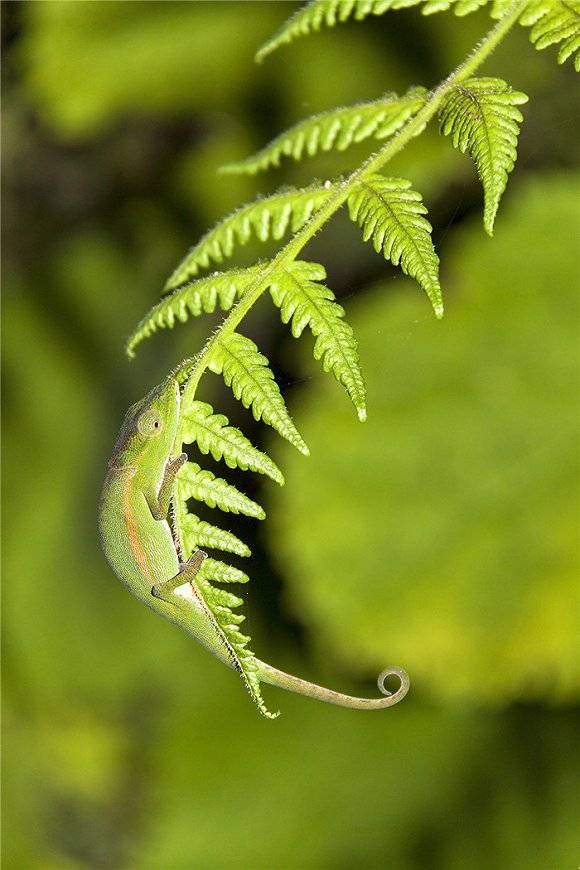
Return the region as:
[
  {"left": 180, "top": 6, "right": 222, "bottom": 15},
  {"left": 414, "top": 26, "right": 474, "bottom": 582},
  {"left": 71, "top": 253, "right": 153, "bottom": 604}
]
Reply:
[{"left": 99, "top": 366, "right": 409, "bottom": 717}]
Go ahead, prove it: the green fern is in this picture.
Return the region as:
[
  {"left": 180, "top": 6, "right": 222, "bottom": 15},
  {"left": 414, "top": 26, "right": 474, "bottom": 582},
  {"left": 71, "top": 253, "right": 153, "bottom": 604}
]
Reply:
[
  {"left": 179, "top": 513, "right": 251, "bottom": 558},
  {"left": 257, "top": 0, "right": 491, "bottom": 60},
  {"left": 180, "top": 400, "right": 284, "bottom": 484},
  {"left": 166, "top": 185, "right": 334, "bottom": 290},
  {"left": 176, "top": 459, "right": 265, "bottom": 518},
  {"left": 438, "top": 77, "right": 528, "bottom": 235},
  {"left": 258, "top": 0, "right": 580, "bottom": 70},
  {"left": 519, "top": 0, "right": 580, "bottom": 69},
  {"left": 198, "top": 559, "right": 249, "bottom": 587},
  {"left": 221, "top": 88, "right": 427, "bottom": 175},
  {"left": 170, "top": 335, "right": 305, "bottom": 719},
  {"left": 269, "top": 261, "right": 367, "bottom": 420},
  {"left": 347, "top": 175, "right": 443, "bottom": 314},
  {"left": 126, "top": 265, "right": 263, "bottom": 358},
  {"left": 173, "top": 463, "right": 275, "bottom": 717},
  {"left": 208, "top": 332, "right": 309, "bottom": 455}
]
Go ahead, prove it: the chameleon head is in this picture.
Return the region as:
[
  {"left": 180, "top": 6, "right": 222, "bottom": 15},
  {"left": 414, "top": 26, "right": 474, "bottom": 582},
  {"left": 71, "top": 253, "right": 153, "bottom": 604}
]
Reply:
[{"left": 109, "top": 375, "right": 181, "bottom": 470}]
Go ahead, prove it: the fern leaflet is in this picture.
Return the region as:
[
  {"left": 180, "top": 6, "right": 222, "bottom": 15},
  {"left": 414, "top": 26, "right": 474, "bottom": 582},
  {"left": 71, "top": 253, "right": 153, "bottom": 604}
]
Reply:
[
  {"left": 208, "top": 332, "right": 309, "bottom": 455},
  {"left": 519, "top": 0, "right": 580, "bottom": 69},
  {"left": 176, "top": 459, "right": 265, "bottom": 518},
  {"left": 166, "top": 185, "right": 334, "bottom": 290},
  {"left": 179, "top": 513, "right": 251, "bottom": 558},
  {"left": 180, "top": 400, "right": 284, "bottom": 484},
  {"left": 347, "top": 175, "right": 443, "bottom": 315},
  {"left": 221, "top": 88, "right": 427, "bottom": 175},
  {"left": 439, "top": 77, "right": 528, "bottom": 235},
  {"left": 199, "top": 558, "right": 250, "bottom": 586},
  {"left": 126, "top": 265, "right": 263, "bottom": 358},
  {"left": 269, "top": 261, "right": 367, "bottom": 421}
]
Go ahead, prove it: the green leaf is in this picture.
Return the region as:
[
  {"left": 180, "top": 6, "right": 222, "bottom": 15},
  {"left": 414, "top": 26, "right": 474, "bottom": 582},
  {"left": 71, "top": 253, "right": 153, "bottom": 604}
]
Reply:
[
  {"left": 175, "top": 460, "right": 265, "bottom": 518},
  {"left": 165, "top": 185, "right": 334, "bottom": 290},
  {"left": 208, "top": 331, "right": 309, "bottom": 455},
  {"left": 519, "top": 0, "right": 580, "bottom": 70},
  {"left": 256, "top": 0, "right": 492, "bottom": 60},
  {"left": 198, "top": 578, "right": 244, "bottom": 611},
  {"left": 220, "top": 88, "right": 426, "bottom": 175},
  {"left": 179, "top": 513, "right": 251, "bottom": 558},
  {"left": 200, "top": 557, "right": 250, "bottom": 585},
  {"left": 180, "top": 400, "right": 284, "bottom": 484},
  {"left": 347, "top": 175, "right": 443, "bottom": 315},
  {"left": 258, "top": 0, "right": 580, "bottom": 70},
  {"left": 269, "top": 261, "right": 367, "bottom": 421},
  {"left": 439, "top": 77, "right": 528, "bottom": 236},
  {"left": 126, "top": 266, "right": 262, "bottom": 358}
]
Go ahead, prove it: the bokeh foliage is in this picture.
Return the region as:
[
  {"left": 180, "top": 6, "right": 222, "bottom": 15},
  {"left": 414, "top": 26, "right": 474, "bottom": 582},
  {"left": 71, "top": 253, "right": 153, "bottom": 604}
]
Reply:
[{"left": 2, "top": 2, "right": 578, "bottom": 868}]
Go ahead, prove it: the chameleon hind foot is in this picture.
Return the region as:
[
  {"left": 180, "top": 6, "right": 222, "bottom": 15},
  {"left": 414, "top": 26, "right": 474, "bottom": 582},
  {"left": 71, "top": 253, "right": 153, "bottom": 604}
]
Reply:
[{"left": 151, "top": 550, "right": 207, "bottom": 600}]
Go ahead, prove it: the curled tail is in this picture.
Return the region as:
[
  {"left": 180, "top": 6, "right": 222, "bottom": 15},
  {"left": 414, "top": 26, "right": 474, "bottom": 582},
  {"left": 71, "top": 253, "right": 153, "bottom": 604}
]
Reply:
[{"left": 255, "top": 660, "right": 409, "bottom": 710}]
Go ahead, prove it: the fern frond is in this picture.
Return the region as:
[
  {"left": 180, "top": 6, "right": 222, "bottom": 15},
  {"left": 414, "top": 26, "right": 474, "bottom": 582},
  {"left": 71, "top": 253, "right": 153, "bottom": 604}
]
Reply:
[
  {"left": 221, "top": 88, "right": 427, "bottom": 175},
  {"left": 180, "top": 400, "right": 284, "bottom": 485},
  {"left": 208, "top": 332, "right": 309, "bottom": 455},
  {"left": 180, "top": 513, "right": 251, "bottom": 558},
  {"left": 195, "top": 570, "right": 276, "bottom": 717},
  {"left": 166, "top": 185, "right": 334, "bottom": 291},
  {"left": 269, "top": 261, "right": 367, "bottom": 420},
  {"left": 175, "top": 460, "right": 265, "bottom": 519},
  {"left": 173, "top": 468, "right": 276, "bottom": 718},
  {"left": 347, "top": 175, "right": 443, "bottom": 315},
  {"left": 256, "top": 0, "right": 492, "bottom": 60},
  {"left": 519, "top": 0, "right": 580, "bottom": 69},
  {"left": 439, "top": 77, "right": 528, "bottom": 235},
  {"left": 126, "top": 266, "right": 262, "bottom": 358},
  {"left": 259, "top": 0, "right": 580, "bottom": 68}
]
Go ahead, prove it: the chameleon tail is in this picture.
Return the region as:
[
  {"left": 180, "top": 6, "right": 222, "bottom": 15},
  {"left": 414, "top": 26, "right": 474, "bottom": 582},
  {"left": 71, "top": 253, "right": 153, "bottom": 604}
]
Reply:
[{"left": 255, "top": 660, "right": 410, "bottom": 710}]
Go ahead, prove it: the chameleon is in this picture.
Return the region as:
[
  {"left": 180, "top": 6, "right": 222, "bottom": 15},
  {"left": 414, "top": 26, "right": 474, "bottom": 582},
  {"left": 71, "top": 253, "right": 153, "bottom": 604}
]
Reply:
[{"left": 99, "top": 365, "right": 410, "bottom": 717}]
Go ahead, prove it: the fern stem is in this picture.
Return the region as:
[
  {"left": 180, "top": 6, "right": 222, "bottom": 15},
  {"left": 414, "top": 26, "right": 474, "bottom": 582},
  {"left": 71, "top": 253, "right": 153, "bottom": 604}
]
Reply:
[{"left": 180, "top": 0, "right": 527, "bottom": 412}]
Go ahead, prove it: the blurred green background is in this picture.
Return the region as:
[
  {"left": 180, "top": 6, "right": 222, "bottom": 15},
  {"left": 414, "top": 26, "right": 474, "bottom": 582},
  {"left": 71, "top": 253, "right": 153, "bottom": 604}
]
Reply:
[{"left": 2, "top": 2, "right": 579, "bottom": 868}]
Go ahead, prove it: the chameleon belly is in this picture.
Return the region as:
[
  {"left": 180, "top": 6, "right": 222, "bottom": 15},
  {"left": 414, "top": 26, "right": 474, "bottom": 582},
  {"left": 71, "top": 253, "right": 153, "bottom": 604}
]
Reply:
[{"left": 99, "top": 466, "right": 179, "bottom": 599}]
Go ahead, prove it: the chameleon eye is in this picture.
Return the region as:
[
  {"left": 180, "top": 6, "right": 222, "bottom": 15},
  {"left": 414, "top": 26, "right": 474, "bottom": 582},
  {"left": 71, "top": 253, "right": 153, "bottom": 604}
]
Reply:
[{"left": 137, "top": 410, "right": 163, "bottom": 437}]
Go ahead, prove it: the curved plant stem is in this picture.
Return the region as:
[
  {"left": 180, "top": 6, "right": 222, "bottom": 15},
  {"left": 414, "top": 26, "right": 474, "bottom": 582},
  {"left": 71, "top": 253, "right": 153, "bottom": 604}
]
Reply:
[{"left": 180, "top": 0, "right": 528, "bottom": 421}]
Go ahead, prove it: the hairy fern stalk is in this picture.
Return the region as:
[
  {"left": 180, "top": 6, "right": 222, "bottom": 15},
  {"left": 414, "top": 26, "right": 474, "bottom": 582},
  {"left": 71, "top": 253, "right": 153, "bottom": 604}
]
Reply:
[{"left": 128, "top": 0, "right": 577, "bottom": 716}]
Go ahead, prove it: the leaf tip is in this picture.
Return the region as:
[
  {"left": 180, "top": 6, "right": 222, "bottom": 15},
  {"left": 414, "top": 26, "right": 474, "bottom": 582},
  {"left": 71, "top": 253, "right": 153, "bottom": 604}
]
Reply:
[
  {"left": 217, "top": 162, "right": 242, "bottom": 176},
  {"left": 357, "top": 407, "right": 367, "bottom": 423},
  {"left": 434, "top": 302, "right": 444, "bottom": 320},
  {"left": 484, "top": 207, "right": 497, "bottom": 237}
]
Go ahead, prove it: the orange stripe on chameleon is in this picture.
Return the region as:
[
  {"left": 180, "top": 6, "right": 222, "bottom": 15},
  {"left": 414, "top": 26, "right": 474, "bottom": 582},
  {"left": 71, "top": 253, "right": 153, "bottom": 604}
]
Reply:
[{"left": 122, "top": 468, "right": 153, "bottom": 585}]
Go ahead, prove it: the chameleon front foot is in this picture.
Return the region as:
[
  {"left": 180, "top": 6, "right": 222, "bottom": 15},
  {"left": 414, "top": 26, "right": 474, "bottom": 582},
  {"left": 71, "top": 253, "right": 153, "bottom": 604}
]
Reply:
[{"left": 151, "top": 549, "right": 207, "bottom": 600}]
